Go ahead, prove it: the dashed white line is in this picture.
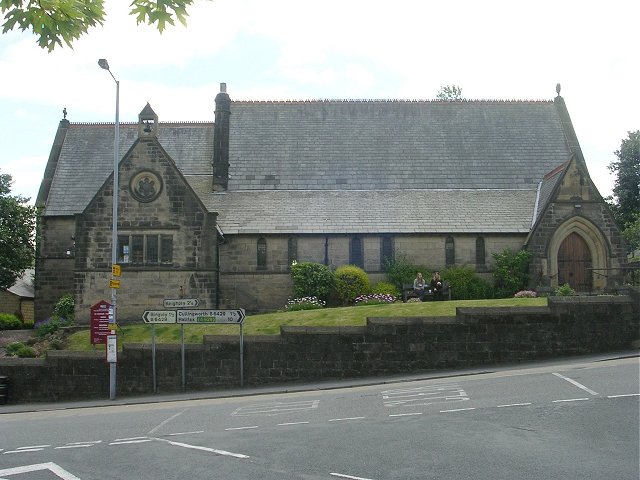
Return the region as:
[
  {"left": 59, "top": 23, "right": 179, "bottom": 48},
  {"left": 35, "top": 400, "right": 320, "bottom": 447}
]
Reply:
[
  {"left": 328, "top": 417, "right": 366, "bottom": 422},
  {"left": 18, "top": 445, "right": 50, "bottom": 449},
  {"left": 65, "top": 441, "right": 102, "bottom": 445},
  {"left": 552, "top": 398, "right": 589, "bottom": 403},
  {"left": 607, "top": 393, "right": 640, "bottom": 398},
  {"left": 277, "top": 421, "right": 310, "bottom": 426},
  {"left": 225, "top": 426, "right": 259, "bottom": 431},
  {"left": 3, "top": 448, "right": 45, "bottom": 454},
  {"left": 109, "top": 439, "right": 153, "bottom": 445},
  {"left": 440, "top": 407, "right": 477, "bottom": 413},
  {"left": 497, "top": 403, "right": 532, "bottom": 408},
  {"left": 389, "top": 412, "right": 423, "bottom": 417},
  {"left": 165, "top": 431, "right": 204, "bottom": 436},
  {"left": 552, "top": 372, "right": 599, "bottom": 396},
  {"left": 55, "top": 444, "right": 94, "bottom": 449}
]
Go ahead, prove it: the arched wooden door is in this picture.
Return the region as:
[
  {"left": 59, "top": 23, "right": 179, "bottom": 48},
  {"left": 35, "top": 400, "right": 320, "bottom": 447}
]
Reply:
[{"left": 557, "top": 232, "right": 592, "bottom": 292}]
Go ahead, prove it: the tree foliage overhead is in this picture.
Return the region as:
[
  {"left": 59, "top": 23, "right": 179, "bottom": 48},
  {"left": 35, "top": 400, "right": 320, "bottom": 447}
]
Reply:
[
  {"left": 607, "top": 130, "right": 640, "bottom": 228},
  {"left": 436, "top": 85, "right": 464, "bottom": 101},
  {"left": 1, "top": 0, "right": 198, "bottom": 51},
  {"left": 0, "top": 171, "right": 36, "bottom": 291}
]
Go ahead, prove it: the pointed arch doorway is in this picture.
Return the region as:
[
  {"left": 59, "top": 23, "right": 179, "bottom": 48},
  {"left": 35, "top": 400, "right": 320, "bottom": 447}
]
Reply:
[{"left": 557, "top": 232, "right": 592, "bottom": 292}]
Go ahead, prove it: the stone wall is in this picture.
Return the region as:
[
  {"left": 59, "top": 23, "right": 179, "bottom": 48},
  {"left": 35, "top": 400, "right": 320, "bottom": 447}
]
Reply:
[{"left": 1, "top": 295, "right": 637, "bottom": 404}]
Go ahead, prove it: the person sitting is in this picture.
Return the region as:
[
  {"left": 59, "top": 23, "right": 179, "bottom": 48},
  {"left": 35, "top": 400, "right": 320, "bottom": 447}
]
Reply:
[
  {"left": 413, "top": 272, "right": 426, "bottom": 301},
  {"left": 430, "top": 271, "right": 444, "bottom": 300}
]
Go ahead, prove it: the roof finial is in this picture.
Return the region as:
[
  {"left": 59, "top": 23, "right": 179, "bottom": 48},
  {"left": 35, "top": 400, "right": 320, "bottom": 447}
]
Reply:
[
  {"left": 63, "top": 107, "right": 67, "bottom": 119},
  {"left": 555, "top": 83, "right": 561, "bottom": 97}
]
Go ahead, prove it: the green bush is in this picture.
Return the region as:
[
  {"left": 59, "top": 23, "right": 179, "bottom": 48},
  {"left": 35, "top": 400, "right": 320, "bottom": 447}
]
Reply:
[
  {"left": 384, "top": 255, "right": 429, "bottom": 291},
  {"left": 371, "top": 281, "right": 400, "bottom": 298},
  {"left": 0, "top": 313, "right": 23, "bottom": 330},
  {"left": 492, "top": 249, "right": 532, "bottom": 298},
  {"left": 53, "top": 293, "right": 75, "bottom": 320},
  {"left": 290, "top": 262, "right": 334, "bottom": 301},
  {"left": 555, "top": 283, "right": 576, "bottom": 296},
  {"left": 5, "top": 342, "right": 36, "bottom": 358},
  {"left": 35, "top": 316, "right": 72, "bottom": 338},
  {"left": 334, "top": 265, "right": 371, "bottom": 305},
  {"left": 442, "top": 266, "right": 492, "bottom": 300}
]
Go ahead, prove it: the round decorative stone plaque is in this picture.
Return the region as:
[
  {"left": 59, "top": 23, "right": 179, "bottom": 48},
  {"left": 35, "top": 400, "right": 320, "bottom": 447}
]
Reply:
[{"left": 130, "top": 170, "right": 162, "bottom": 203}]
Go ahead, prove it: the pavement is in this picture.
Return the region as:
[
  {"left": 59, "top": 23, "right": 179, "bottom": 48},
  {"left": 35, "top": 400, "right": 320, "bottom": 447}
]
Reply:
[{"left": 1, "top": 349, "right": 638, "bottom": 415}]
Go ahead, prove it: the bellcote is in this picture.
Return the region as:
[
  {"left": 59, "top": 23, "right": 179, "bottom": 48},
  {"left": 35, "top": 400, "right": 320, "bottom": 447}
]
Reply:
[{"left": 138, "top": 103, "right": 158, "bottom": 138}]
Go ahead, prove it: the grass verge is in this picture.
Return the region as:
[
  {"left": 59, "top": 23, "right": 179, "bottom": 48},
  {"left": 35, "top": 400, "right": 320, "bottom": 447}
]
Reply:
[{"left": 66, "top": 297, "right": 546, "bottom": 352}]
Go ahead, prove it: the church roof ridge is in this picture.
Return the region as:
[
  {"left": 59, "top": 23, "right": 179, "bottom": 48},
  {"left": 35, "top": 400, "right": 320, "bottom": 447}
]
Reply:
[{"left": 233, "top": 98, "right": 554, "bottom": 105}]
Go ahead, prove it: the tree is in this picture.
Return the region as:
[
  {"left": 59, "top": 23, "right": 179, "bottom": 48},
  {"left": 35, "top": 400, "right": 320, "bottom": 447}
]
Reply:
[
  {"left": 607, "top": 130, "right": 640, "bottom": 228},
  {"left": 0, "top": 171, "right": 36, "bottom": 291},
  {"left": 1, "top": 0, "right": 200, "bottom": 51},
  {"left": 436, "top": 85, "right": 464, "bottom": 101}
]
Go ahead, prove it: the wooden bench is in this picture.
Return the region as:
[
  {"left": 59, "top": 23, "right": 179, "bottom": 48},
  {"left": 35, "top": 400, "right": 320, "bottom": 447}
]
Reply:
[{"left": 402, "top": 282, "right": 452, "bottom": 302}]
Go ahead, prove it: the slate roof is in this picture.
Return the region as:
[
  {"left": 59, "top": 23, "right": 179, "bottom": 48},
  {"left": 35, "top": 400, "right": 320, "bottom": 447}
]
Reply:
[{"left": 41, "top": 98, "right": 574, "bottom": 234}]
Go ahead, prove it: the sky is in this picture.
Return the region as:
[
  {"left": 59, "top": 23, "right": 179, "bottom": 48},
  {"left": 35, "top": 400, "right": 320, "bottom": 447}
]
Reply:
[{"left": 0, "top": 0, "right": 638, "bottom": 204}]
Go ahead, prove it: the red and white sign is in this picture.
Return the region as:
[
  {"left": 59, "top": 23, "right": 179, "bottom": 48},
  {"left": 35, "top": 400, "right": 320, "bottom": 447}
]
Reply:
[{"left": 90, "top": 300, "right": 111, "bottom": 345}]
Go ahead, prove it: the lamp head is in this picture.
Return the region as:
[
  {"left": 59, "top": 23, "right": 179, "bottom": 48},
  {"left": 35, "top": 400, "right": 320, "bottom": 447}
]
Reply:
[{"left": 98, "top": 58, "right": 110, "bottom": 70}]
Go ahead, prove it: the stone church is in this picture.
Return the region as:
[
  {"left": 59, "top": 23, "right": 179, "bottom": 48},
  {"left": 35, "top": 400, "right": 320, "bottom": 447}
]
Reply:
[{"left": 35, "top": 84, "right": 627, "bottom": 323}]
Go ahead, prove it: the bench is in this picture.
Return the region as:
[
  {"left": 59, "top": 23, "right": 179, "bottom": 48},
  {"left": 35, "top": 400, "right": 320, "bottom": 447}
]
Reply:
[{"left": 402, "top": 282, "right": 452, "bottom": 302}]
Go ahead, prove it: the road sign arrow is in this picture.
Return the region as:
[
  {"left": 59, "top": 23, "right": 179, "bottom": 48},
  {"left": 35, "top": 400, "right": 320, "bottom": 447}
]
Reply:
[
  {"left": 163, "top": 298, "right": 200, "bottom": 308},
  {"left": 142, "top": 310, "right": 177, "bottom": 324},
  {"left": 177, "top": 309, "right": 246, "bottom": 324}
]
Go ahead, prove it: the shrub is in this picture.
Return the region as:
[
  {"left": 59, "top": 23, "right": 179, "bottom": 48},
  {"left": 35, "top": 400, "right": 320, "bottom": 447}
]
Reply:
[
  {"left": 290, "top": 262, "right": 334, "bottom": 301},
  {"left": 492, "top": 249, "right": 532, "bottom": 298},
  {"left": 35, "top": 316, "right": 72, "bottom": 338},
  {"left": 53, "top": 293, "right": 75, "bottom": 320},
  {"left": 354, "top": 293, "right": 397, "bottom": 306},
  {"left": 284, "top": 296, "right": 326, "bottom": 311},
  {"left": 5, "top": 342, "right": 36, "bottom": 358},
  {"left": 334, "top": 265, "right": 370, "bottom": 305},
  {"left": 514, "top": 290, "right": 538, "bottom": 298},
  {"left": 384, "top": 255, "right": 428, "bottom": 292},
  {"left": 555, "top": 283, "right": 576, "bottom": 296},
  {"left": 442, "top": 266, "right": 492, "bottom": 300},
  {"left": 0, "top": 313, "right": 23, "bottom": 330},
  {"left": 371, "top": 281, "right": 400, "bottom": 298}
]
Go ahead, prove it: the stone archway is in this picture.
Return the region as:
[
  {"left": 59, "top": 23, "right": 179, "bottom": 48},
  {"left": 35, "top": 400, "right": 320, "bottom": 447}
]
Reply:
[{"left": 548, "top": 217, "right": 609, "bottom": 292}]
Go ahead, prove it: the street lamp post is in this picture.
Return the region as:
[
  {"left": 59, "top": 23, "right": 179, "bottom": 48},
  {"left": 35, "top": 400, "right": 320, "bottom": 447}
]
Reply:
[{"left": 98, "top": 58, "right": 119, "bottom": 400}]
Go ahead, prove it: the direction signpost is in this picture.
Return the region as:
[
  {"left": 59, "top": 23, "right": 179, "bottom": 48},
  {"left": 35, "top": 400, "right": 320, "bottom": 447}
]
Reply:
[{"left": 142, "top": 304, "right": 246, "bottom": 391}]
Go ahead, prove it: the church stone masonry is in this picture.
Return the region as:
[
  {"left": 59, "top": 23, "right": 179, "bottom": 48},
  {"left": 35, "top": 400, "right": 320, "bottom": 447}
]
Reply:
[{"left": 35, "top": 84, "right": 627, "bottom": 323}]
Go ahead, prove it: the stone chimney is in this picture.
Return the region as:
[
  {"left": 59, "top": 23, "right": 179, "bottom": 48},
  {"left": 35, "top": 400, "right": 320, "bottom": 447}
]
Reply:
[{"left": 213, "top": 83, "right": 231, "bottom": 191}]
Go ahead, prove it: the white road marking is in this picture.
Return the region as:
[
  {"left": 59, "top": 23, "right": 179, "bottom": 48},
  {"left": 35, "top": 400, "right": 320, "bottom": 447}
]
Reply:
[
  {"left": 225, "top": 426, "right": 259, "bottom": 431},
  {"left": 65, "top": 441, "right": 102, "bottom": 445},
  {"left": 3, "top": 448, "right": 45, "bottom": 454},
  {"left": 608, "top": 393, "right": 640, "bottom": 398},
  {"left": 552, "top": 372, "right": 599, "bottom": 396},
  {"left": 148, "top": 409, "right": 186, "bottom": 435},
  {"left": 109, "top": 439, "right": 153, "bottom": 445},
  {"left": 113, "top": 436, "right": 148, "bottom": 441},
  {"left": 389, "top": 412, "right": 423, "bottom": 417},
  {"left": 497, "top": 403, "right": 532, "bottom": 408},
  {"left": 18, "top": 445, "right": 50, "bottom": 449},
  {"left": 382, "top": 383, "right": 468, "bottom": 407},
  {"left": 152, "top": 437, "right": 249, "bottom": 459},
  {"left": 552, "top": 398, "right": 589, "bottom": 403},
  {"left": 165, "top": 431, "right": 204, "bottom": 436},
  {"left": 277, "top": 421, "right": 310, "bottom": 426},
  {"left": 232, "top": 400, "right": 320, "bottom": 416},
  {"left": 55, "top": 445, "right": 93, "bottom": 449},
  {"left": 330, "top": 473, "right": 375, "bottom": 480},
  {"left": 0, "top": 462, "right": 82, "bottom": 480},
  {"left": 440, "top": 407, "right": 476, "bottom": 413},
  {"left": 328, "top": 417, "right": 366, "bottom": 422}
]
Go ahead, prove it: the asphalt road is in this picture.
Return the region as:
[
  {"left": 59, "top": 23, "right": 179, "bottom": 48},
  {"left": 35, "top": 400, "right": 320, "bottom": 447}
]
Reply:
[{"left": 1, "top": 353, "right": 638, "bottom": 480}]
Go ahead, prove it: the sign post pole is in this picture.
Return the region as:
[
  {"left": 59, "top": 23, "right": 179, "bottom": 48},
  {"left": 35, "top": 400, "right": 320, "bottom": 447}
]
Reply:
[
  {"left": 240, "top": 323, "right": 244, "bottom": 387},
  {"left": 152, "top": 324, "right": 156, "bottom": 394},
  {"left": 181, "top": 324, "right": 185, "bottom": 392}
]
